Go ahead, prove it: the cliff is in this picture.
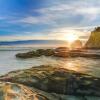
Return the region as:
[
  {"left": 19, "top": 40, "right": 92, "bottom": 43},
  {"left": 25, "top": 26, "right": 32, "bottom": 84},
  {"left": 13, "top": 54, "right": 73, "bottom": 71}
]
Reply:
[{"left": 85, "top": 27, "right": 100, "bottom": 49}]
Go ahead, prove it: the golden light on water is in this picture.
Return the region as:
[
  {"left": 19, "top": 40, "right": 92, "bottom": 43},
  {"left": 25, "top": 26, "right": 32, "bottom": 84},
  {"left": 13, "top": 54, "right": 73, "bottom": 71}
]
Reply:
[
  {"left": 65, "top": 62, "right": 79, "bottom": 71},
  {"left": 64, "top": 61, "right": 87, "bottom": 73}
]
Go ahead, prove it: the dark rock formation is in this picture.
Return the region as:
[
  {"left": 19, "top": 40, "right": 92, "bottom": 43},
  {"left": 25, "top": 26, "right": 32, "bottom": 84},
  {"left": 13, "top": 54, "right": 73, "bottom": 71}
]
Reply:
[
  {"left": 0, "top": 65, "right": 100, "bottom": 97},
  {"left": 54, "top": 47, "right": 69, "bottom": 57},
  {"left": 85, "top": 27, "right": 100, "bottom": 49},
  {"left": 16, "top": 49, "right": 54, "bottom": 58},
  {"left": 16, "top": 51, "right": 41, "bottom": 58},
  {"left": 16, "top": 48, "right": 100, "bottom": 59},
  {"left": 55, "top": 47, "right": 69, "bottom": 52}
]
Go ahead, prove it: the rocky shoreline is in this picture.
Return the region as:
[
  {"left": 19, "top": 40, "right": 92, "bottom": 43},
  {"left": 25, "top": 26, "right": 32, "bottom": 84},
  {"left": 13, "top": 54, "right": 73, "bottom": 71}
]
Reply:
[
  {"left": 16, "top": 47, "right": 100, "bottom": 59},
  {"left": 0, "top": 82, "right": 51, "bottom": 100},
  {"left": 0, "top": 65, "right": 100, "bottom": 100}
]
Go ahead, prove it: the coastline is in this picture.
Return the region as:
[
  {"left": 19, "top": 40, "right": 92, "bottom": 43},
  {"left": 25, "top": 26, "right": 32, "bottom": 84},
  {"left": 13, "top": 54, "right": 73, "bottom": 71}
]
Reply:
[{"left": 0, "top": 47, "right": 100, "bottom": 99}]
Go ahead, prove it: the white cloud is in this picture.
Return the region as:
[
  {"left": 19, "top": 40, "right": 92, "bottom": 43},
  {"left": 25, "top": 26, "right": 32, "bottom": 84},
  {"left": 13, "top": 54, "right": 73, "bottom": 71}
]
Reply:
[
  {"left": 18, "top": 3, "right": 99, "bottom": 27},
  {"left": 0, "top": 35, "right": 51, "bottom": 41},
  {"left": 14, "top": 14, "right": 57, "bottom": 25}
]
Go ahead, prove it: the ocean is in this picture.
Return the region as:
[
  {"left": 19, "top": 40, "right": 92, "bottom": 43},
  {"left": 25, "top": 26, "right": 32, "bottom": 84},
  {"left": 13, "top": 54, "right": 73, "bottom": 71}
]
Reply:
[{"left": 0, "top": 46, "right": 100, "bottom": 77}]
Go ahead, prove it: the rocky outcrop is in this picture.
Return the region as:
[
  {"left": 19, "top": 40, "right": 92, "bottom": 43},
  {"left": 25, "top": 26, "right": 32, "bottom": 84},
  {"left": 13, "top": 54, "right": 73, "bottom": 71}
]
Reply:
[
  {"left": 54, "top": 47, "right": 70, "bottom": 57},
  {"left": 16, "top": 49, "right": 54, "bottom": 58},
  {"left": 0, "top": 65, "right": 100, "bottom": 97},
  {"left": 0, "top": 82, "right": 50, "bottom": 100},
  {"left": 16, "top": 47, "right": 100, "bottom": 59},
  {"left": 71, "top": 40, "right": 83, "bottom": 49},
  {"left": 85, "top": 27, "right": 100, "bottom": 49},
  {"left": 0, "top": 79, "right": 99, "bottom": 100}
]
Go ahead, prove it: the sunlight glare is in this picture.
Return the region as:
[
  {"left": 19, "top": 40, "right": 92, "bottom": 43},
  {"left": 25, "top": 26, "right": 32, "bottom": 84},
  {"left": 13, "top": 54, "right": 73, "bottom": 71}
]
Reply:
[{"left": 66, "top": 33, "right": 78, "bottom": 43}]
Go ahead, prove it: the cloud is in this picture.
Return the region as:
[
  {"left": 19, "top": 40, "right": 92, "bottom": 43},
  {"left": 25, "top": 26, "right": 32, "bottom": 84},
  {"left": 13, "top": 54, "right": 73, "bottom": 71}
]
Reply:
[
  {"left": 0, "top": 26, "right": 92, "bottom": 42},
  {"left": 40, "top": 26, "right": 91, "bottom": 41},
  {"left": 0, "top": 35, "right": 50, "bottom": 41},
  {"left": 16, "top": 15, "right": 56, "bottom": 25},
  {"left": 15, "top": 0, "right": 100, "bottom": 28}
]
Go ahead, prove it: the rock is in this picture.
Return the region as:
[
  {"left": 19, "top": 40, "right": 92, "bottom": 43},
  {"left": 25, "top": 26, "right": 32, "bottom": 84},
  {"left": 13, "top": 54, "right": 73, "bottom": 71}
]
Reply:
[
  {"left": 56, "top": 94, "right": 100, "bottom": 100},
  {"left": 36, "top": 49, "right": 54, "bottom": 56},
  {"left": 71, "top": 40, "right": 83, "bottom": 49},
  {"left": 16, "top": 49, "right": 54, "bottom": 59},
  {"left": 0, "top": 65, "right": 100, "bottom": 97},
  {"left": 0, "top": 81, "right": 99, "bottom": 100},
  {"left": 36, "top": 49, "right": 46, "bottom": 55},
  {"left": 16, "top": 47, "right": 100, "bottom": 59},
  {"left": 16, "top": 50, "right": 41, "bottom": 58},
  {"left": 54, "top": 47, "right": 69, "bottom": 52},
  {"left": 54, "top": 49, "right": 100, "bottom": 58},
  {"left": 0, "top": 81, "right": 50, "bottom": 100},
  {"left": 85, "top": 27, "right": 100, "bottom": 49},
  {"left": 54, "top": 51, "right": 69, "bottom": 57},
  {"left": 44, "top": 49, "right": 54, "bottom": 56},
  {"left": 69, "top": 52, "right": 100, "bottom": 58},
  {"left": 54, "top": 47, "right": 69, "bottom": 57}
]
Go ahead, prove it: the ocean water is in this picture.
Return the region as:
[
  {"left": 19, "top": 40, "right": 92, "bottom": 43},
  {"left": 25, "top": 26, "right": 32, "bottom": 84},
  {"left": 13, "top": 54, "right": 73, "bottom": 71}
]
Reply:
[{"left": 0, "top": 47, "right": 100, "bottom": 77}]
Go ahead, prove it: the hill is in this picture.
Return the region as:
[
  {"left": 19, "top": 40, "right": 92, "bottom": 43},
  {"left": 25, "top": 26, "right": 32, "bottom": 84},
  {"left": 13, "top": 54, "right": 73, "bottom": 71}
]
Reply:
[{"left": 0, "top": 40, "right": 67, "bottom": 46}]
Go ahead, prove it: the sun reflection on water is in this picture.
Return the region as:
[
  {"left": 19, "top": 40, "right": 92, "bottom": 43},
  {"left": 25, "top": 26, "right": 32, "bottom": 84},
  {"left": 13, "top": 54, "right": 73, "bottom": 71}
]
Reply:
[{"left": 64, "top": 62, "right": 80, "bottom": 72}]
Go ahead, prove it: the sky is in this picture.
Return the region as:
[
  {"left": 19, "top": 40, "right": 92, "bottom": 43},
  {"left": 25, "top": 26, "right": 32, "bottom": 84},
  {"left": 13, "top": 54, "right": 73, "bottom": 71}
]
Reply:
[{"left": 0, "top": 0, "right": 100, "bottom": 41}]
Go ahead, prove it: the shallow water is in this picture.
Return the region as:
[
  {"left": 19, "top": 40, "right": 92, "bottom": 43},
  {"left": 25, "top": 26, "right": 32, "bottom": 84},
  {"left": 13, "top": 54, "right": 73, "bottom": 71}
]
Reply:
[{"left": 0, "top": 47, "right": 100, "bottom": 77}]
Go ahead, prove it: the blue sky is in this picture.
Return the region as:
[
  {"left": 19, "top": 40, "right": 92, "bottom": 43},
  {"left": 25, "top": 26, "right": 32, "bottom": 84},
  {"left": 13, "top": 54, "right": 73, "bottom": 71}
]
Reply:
[{"left": 0, "top": 0, "right": 100, "bottom": 41}]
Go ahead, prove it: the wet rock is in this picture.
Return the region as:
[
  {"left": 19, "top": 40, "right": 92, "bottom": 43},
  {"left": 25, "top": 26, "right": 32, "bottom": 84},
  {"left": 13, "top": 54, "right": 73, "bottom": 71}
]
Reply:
[
  {"left": 15, "top": 50, "right": 40, "bottom": 58},
  {"left": 16, "top": 47, "right": 100, "bottom": 59},
  {"left": 44, "top": 49, "right": 54, "bottom": 56},
  {"left": 16, "top": 49, "right": 54, "bottom": 59},
  {"left": 54, "top": 47, "right": 69, "bottom": 57},
  {"left": 1, "top": 65, "right": 100, "bottom": 97},
  {"left": 54, "top": 47, "right": 69, "bottom": 52},
  {"left": 36, "top": 49, "right": 46, "bottom": 55},
  {"left": 54, "top": 51, "right": 69, "bottom": 57},
  {"left": 0, "top": 82, "right": 50, "bottom": 100}
]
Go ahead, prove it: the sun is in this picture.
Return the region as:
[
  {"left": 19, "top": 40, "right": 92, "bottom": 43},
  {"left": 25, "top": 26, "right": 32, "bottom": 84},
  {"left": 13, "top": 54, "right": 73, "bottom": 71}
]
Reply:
[{"left": 66, "top": 33, "right": 78, "bottom": 43}]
